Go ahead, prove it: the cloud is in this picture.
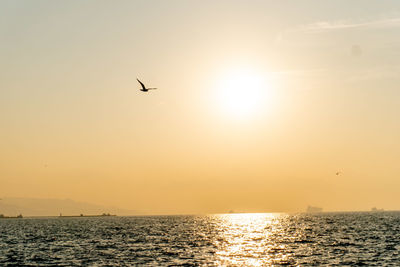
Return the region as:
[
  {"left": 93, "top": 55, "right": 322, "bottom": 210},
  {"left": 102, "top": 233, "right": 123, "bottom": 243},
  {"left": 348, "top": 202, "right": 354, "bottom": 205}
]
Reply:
[
  {"left": 298, "top": 17, "right": 400, "bottom": 33},
  {"left": 271, "top": 68, "right": 327, "bottom": 76},
  {"left": 275, "top": 16, "right": 400, "bottom": 47}
]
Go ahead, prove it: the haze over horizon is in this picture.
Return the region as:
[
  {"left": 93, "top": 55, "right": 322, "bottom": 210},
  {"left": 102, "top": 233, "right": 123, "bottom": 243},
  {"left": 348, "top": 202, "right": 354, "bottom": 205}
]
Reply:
[{"left": 1, "top": 0, "right": 400, "bottom": 215}]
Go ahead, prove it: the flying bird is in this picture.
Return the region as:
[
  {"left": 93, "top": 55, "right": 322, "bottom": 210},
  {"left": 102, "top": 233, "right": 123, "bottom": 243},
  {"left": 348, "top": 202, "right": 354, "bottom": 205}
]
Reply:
[
  {"left": 137, "top": 78, "right": 157, "bottom": 92},
  {"left": 336, "top": 172, "right": 341, "bottom": 176}
]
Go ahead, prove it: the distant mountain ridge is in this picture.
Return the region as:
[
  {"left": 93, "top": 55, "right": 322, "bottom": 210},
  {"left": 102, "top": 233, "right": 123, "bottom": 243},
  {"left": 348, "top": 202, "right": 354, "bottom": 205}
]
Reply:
[{"left": 0, "top": 198, "right": 139, "bottom": 217}]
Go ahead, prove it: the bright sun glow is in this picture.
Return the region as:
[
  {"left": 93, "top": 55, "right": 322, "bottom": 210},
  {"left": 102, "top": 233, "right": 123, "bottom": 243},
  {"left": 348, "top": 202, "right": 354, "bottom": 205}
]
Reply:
[{"left": 216, "top": 68, "right": 273, "bottom": 120}]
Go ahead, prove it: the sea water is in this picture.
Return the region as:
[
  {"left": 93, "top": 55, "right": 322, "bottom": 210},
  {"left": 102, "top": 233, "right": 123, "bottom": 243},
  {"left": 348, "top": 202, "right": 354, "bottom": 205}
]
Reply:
[{"left": 1, "top": 212, "right": 400, "bottom": 266}]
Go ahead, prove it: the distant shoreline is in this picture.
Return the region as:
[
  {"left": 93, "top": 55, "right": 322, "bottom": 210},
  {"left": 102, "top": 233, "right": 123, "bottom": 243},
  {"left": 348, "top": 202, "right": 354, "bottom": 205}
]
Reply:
[
  {"left": 1, "top": 211, "right": 399, "bottom": 219},
  {"left": 0, "top": 215, "right": 23, "bottom": 219}
]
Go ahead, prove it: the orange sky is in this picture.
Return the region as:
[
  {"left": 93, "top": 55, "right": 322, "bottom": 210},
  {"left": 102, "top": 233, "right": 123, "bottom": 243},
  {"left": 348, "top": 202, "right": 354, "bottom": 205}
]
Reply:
[{"left": 1, "top": 1, "right": 400, "bottom": 214}]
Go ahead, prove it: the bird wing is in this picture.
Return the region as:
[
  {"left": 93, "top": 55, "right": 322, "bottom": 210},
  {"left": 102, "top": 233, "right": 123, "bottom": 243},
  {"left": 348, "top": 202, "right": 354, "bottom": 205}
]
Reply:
[{"left": 137, "top": 78, "right": 146, "bottom": 90}]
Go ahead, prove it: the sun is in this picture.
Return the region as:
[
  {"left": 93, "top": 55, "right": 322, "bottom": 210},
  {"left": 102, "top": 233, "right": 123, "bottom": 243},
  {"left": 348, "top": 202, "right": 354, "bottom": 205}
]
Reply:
[{"left": 215, "top": 68, "right": 273, "bottom": 120}]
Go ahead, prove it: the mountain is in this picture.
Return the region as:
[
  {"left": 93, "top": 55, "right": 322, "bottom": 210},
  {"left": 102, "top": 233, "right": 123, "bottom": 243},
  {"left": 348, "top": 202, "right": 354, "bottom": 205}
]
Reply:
[{"left": 0, "top": 198, "right": 139, "bottom": 217}]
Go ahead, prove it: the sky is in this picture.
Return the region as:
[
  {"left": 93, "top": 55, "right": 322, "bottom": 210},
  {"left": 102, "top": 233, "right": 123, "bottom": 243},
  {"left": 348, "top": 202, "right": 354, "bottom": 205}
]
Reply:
[{"left": 1, "top": 0, "right": 400, "bottom": 214}]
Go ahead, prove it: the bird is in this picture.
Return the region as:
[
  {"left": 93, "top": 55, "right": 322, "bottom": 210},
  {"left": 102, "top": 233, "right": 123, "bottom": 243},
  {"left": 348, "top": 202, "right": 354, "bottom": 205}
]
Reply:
[
  {"left": 137, "top": 78, "right": 157, "bottom": 92},
  {"left": 335, "top": 172, "right": 341, "bottom": 176}
]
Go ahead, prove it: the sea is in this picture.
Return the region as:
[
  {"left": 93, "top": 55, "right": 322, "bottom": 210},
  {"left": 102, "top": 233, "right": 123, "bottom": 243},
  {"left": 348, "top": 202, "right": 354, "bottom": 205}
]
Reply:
[{"left": 1, "top": 212, "right": 400, "bottom": 266}]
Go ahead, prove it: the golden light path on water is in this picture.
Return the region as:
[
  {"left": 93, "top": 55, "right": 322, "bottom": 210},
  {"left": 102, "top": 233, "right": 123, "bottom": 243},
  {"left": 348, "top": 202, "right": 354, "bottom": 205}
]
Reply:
[{"left": 211, "top": 213, "right": 291, "bottom": 266}]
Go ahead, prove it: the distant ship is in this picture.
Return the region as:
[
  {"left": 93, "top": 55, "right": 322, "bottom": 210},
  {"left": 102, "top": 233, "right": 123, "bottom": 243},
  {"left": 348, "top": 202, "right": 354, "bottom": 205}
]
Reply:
[
  {"left": 371, "top": 207, "right": 384, "bottom": 212},
  {"left": 306, "top": 206, "right": 323, "bottom": 213}
]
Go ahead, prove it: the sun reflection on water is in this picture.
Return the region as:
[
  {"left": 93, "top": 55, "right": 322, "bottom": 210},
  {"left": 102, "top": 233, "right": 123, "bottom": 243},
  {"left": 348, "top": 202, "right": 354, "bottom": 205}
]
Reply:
[{"left": 211, "top": 213, "right": 291, "bottom": 266}]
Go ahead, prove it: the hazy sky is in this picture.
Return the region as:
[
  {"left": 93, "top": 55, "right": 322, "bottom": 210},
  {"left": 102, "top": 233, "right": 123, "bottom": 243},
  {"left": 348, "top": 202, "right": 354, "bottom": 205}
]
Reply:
[{"left": 1, "top": 0, "right": 400, "bottom": 214}]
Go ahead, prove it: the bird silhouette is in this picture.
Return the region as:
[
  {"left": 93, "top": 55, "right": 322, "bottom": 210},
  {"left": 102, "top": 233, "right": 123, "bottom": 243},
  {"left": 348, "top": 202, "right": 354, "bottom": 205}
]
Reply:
[{"left": 137, "top": 78, "right": 157, "bottom": 92}]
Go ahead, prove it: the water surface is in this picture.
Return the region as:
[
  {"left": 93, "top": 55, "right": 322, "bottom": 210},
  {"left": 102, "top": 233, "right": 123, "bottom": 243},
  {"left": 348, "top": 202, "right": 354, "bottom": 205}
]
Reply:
[{"left": 1, "top": 212, "right": 400, "bottom": 266}]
